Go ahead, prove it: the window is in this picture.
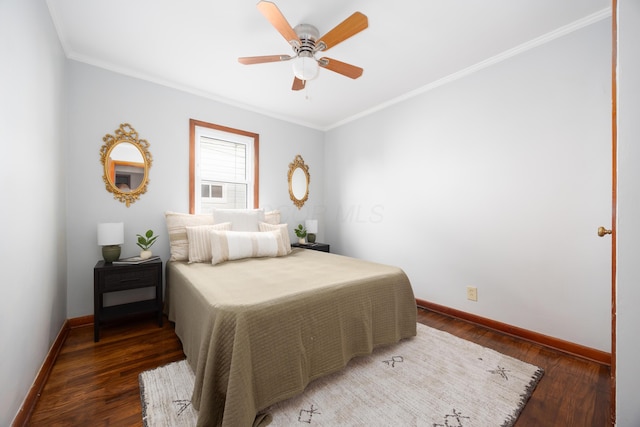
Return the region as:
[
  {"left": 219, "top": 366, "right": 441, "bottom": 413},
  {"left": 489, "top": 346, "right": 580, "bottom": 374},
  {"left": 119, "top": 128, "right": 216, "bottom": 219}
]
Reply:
[{"left": 189, "top": 119, "right": 259, "bottom": 214}]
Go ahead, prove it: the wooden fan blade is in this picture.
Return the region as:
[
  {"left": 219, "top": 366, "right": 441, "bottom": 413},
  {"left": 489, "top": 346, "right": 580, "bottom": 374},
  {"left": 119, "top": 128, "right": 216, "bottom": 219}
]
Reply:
[
  {"left": 257, "top": 1, "right": 300, "bottom": 46},
  {"left": 317, "top": 12, "right": 368, "bottom": 51},
  {"left": 238, "top": 55, "right": 293, "bottom": 65},
  {"left": 318, "top": 57, "right": 363, "bottom": 79},
  {"left": 292, "top": 77, "right": 306, "bottom": 91}
]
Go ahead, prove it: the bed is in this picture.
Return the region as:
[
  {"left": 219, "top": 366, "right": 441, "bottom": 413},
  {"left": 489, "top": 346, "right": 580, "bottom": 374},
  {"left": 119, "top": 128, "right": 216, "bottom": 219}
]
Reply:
[{"left": 163, "top": 210, "right": 417, "bottom": 426}]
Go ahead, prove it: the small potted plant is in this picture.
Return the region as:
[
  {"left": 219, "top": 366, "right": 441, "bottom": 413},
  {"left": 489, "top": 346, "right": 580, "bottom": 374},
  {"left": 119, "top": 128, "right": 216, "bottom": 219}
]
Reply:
[
  {"left": 294, "top": 224, "right": 307, "bottom": 244},
  {"left": 136, "top": 229, "right": 158, "bottom": 259}
]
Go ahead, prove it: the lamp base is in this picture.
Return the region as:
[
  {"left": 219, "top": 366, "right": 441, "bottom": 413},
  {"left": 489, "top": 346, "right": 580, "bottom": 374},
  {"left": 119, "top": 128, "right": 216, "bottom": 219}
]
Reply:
[
  {"left": 102, "top": 245, "right": 121, "bottom": 262},
  {"left": 307, "top": 233, "right": 316, "bottom": 243}
]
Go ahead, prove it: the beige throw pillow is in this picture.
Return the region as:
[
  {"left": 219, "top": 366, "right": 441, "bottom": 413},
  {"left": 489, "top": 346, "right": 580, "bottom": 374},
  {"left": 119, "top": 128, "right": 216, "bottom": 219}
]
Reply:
[
  {"left": 264, "top": 210, "right": 281, "bottom": 225},
  {"left": 212, "top": 208, "right": 265, "bottom": 231},
  {"left": 186, "top": 223, "right": 232, "bottom": 263},
  {"left": 165, "top": 211, "right": 214, "bottom": 261},
  {"left": 258, "top": 222, "right": 292, "bottom": 256},
  {"left": 211, "top": 230, "right": 280, "bottom": 265}
]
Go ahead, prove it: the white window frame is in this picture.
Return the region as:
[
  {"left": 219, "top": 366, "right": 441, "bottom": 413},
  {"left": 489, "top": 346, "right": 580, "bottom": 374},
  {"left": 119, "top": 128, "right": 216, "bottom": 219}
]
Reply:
[{"left": 189, "top": 120, "right": 259, "bottom": 214}]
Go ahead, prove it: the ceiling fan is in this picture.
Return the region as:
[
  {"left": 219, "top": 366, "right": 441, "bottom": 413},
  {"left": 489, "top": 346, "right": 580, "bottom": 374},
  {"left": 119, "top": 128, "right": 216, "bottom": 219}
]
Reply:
[{"left": 238, "top": 1, "right": 368, "bottom": 91}]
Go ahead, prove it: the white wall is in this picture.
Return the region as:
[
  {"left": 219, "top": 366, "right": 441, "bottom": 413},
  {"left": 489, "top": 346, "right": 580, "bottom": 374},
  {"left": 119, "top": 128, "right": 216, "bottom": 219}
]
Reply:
[
  {"left": 65, "top": 61, "right": 324, "bottom": 317},
  {"left": 325, "top": 19, "right": 612, "bottom": 351},
  {"left": 615, "top": 0, "right": 640, "bottom": 424},
  {"left": 0, "top": 1, "right": 67, "bottom": 425}
]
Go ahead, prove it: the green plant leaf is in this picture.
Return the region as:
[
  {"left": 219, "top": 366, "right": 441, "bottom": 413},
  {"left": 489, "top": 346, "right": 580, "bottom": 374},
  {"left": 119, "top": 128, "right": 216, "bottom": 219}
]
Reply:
[{"left": 294, "top": 223, "right": 307, "bottom": 237}]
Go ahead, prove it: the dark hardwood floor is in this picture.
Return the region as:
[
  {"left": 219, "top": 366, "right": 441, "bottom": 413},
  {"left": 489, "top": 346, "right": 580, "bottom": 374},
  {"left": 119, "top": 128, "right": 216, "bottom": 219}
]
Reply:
[
  {"left": 27, "top": 316, "right": 185, "bottom": 427},
  {"left": 26, "top": 308, "right": 611, "bottom": 426}
]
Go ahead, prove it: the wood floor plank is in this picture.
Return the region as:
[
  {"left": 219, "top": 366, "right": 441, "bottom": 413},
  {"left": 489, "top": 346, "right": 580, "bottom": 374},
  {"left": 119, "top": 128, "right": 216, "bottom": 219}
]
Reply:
[
  {"left": 26, "top": 309, "right": 611, "bottom": 426},
  {"left": 27, "top": 316, "right": 184, "bottom": 427}
]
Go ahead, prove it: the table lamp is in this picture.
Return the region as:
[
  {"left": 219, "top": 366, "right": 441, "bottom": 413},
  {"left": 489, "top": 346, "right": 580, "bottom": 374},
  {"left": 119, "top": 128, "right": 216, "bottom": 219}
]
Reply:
[
  {"left": 98, "top": 222, "right": 124, "bottom": 262},
  {"left": 305, "top": 220, "right": 318, "bottom": 244}
]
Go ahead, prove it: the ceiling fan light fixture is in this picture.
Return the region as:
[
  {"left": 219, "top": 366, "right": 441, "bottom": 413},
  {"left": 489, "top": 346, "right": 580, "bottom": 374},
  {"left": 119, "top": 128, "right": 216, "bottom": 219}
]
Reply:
[{"left": 292, "top": 54, "right": 319, "bottom": 81}]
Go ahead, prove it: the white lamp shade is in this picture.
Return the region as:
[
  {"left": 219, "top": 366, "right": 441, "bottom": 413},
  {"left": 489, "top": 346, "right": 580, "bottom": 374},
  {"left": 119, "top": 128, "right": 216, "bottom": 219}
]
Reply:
[
  {"left": 97, "top": 222, "right": 124, "bottom": 246},
  {"left": 305, "top": 220, "right": 318, "bottom": 234},
  {"left": 292, "top": 55, "right": 319, "bottom": 81}
]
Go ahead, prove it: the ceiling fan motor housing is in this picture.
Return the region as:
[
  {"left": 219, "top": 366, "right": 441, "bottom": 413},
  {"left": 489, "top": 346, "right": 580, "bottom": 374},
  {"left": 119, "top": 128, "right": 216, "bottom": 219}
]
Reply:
[{"left": 293, "top": 23, "right": 320, "bottom": 56}]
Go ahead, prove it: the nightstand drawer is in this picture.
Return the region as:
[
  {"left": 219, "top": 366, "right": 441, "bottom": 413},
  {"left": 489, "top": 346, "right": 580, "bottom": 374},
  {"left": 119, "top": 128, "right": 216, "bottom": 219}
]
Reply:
[{"left": 99, "top": 268, "right": 157, "bottom": 291}]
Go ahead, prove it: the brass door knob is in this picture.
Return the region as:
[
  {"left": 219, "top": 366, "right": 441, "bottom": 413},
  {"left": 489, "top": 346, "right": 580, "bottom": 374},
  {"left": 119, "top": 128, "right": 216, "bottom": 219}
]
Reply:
[{"left": 598, "top": 226, "right": 612, "bottom": 237}]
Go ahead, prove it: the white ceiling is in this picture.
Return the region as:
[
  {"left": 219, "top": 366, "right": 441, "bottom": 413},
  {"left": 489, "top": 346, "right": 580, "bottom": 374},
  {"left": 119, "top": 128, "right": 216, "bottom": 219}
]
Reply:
[{"left": 46, "top": 0, "right": 610, "bottom": 130}]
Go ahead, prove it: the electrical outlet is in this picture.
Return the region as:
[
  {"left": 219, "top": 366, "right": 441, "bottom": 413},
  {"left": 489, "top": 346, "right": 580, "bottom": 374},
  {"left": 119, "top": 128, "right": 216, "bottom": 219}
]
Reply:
[{"left": 466, "top": 286, "right": 478, "bottom": 302}]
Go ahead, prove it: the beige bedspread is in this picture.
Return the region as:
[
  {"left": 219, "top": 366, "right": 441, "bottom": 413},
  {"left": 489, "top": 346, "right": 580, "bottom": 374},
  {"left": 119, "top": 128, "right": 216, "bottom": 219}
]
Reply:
[{"left": 165, "top": 248, "right": 417, "bottom": 427}]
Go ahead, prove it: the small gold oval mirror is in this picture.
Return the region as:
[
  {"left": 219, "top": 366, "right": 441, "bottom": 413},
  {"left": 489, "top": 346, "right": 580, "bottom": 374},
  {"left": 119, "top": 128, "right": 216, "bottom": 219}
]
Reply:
[
  {"left": 100, "top": 123, "right": 152, "bottom": 207},
  {"left": 288, "top": 154, "right": 310, "bottom": 209}
]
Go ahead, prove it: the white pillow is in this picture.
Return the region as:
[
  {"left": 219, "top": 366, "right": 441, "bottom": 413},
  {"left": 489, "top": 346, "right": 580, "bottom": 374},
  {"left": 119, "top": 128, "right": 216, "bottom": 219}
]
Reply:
[
  {"left": 165, "top": 211, "right": 215, "bottom": 261},
  {"left": 186, "top": 223, "right": 232, "bottom": 263},
  {"left": 258, "top": 222, "right": 292, "bottom": 256},
  {"left": 210, "top": 230, "right": 279, "bottom": 265},
  {"left": 264, "top": 210, "right": 281, "bottom": 225},
  {"left": 213, "top": 208, "right": 265, "bottom": 232}
]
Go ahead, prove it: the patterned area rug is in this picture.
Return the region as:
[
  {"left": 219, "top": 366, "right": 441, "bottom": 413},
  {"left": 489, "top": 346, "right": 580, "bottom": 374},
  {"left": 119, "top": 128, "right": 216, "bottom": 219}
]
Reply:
[{"left": 139, "top": 323, "right": 543, "bottom": 426}]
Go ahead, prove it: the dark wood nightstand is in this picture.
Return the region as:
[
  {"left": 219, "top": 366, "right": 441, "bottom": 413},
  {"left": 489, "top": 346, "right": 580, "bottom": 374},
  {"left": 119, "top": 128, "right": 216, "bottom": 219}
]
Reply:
[
  {"left": 93, "top": 258, "right": 163, "bottom": 342},
  {"left": 291, "top": 242, "right": 330, "bottom": 253}
]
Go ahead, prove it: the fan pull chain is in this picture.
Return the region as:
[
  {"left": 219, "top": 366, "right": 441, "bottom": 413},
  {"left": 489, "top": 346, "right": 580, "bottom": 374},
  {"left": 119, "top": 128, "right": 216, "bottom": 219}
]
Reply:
[{"left": 305, "top": 82, "right": 311, "bottom": 101}]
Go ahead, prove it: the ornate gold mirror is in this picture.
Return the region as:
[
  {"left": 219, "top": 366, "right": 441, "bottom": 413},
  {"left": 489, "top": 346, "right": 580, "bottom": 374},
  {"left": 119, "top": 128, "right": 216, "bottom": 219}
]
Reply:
[
  {"left": 100, "top": 123, "right": 152, "bottom": 207},
  {"left": 288, "top": 154, "right": 310, "bottom": 209}
]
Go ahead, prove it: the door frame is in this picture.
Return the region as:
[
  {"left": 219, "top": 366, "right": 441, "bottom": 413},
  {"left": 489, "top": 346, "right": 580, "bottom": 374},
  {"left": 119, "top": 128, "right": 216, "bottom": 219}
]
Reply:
[{"left": 610, "top": 0, "right": 618, "bottom": 422}]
